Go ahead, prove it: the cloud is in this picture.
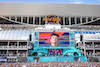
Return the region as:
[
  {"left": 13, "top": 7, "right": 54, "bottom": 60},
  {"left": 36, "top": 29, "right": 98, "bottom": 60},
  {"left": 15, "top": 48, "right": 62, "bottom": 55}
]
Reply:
[
  {"left": 72, "top": 1, "right": 83, "bottom": 4},
  {"left": 68, "top": 0, "right": 84, "bottom": 4}
]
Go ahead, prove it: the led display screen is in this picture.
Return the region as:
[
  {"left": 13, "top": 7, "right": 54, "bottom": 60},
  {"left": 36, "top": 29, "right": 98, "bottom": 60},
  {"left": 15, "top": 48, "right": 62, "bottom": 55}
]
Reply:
[{"left": 39, "top": 32, "right": 70, "bottom": 46}]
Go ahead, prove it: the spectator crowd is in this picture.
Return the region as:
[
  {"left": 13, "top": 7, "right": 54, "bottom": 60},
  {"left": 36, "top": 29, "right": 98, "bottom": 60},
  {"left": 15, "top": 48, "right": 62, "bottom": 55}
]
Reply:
[{"left": 0, "top": 61, "right": 100, "bottom": 67}]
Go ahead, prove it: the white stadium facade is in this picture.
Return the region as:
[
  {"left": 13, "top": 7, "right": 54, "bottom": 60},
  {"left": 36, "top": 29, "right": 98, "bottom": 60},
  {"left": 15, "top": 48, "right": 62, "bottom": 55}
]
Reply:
[{"left": 0, "top": 3, "right": 100, "bottom": 62}]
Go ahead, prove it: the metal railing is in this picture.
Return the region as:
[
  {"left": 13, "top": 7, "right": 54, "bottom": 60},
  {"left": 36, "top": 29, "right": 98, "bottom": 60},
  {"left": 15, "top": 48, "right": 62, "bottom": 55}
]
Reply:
[
  {"left": 0, "top": 46, "right": 32, "bottom": 49},
  {"left": 0, "top": 54, "right": 27, "bottom": 57},
  {"left": 85, "top": 46, "right": 94, "bottom": 48}
]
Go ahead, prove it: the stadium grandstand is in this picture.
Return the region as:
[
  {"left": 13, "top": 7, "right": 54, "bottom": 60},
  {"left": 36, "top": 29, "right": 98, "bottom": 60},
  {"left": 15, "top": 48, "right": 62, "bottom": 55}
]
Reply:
[{"left": 0, "top": 3, "right": 100, "bottom": 67}]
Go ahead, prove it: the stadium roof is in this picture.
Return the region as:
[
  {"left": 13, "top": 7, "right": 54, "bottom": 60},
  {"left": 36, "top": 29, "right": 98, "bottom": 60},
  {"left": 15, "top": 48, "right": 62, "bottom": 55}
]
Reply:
[
  {"left": 0, "top": 3, "right": 100, "bottom": 16},
  {"left": 0, "top": 29, "right": 33, "bottom": 40}
]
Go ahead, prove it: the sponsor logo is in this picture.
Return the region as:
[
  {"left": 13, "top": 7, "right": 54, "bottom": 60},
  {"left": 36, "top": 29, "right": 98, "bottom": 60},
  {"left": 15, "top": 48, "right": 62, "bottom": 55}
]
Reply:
[{"left": 43, "top": 15, "right": 61, "bottom": 24}]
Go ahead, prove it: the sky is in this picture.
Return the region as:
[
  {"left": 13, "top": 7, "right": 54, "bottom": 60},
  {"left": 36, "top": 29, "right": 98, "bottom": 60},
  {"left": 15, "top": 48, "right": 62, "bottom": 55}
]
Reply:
[{"left": 0, "top": 0, "right": 100, "bottom": 4}]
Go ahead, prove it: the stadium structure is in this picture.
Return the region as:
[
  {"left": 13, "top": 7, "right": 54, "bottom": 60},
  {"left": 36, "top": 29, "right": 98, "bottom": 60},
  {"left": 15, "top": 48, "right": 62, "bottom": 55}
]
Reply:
[{"left": 0, "top": 3, "right": 100, "bottom": 62}]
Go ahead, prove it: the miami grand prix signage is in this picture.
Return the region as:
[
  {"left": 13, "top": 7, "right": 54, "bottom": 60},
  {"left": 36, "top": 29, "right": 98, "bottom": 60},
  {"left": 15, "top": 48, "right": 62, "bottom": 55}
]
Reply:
[{"left": 43, "top": 15, "right": 61, "bottom": 24}]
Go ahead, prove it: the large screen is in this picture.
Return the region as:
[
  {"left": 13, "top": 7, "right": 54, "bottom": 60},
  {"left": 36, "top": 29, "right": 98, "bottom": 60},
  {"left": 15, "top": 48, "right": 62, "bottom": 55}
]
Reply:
[
  {"left": 49, "top": 49, "right": 62, "bottom": 56},
  {"left": 39, "top": 32, "right": 70, "bottom": 46}
]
